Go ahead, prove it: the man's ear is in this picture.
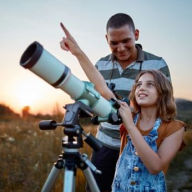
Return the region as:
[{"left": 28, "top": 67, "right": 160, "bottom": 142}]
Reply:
[
  {"left": 105, "top": 34, "right": 109, "bottom": 43},
  {"left": 135, "top": 29, "right": 139, "bottom": 41}
]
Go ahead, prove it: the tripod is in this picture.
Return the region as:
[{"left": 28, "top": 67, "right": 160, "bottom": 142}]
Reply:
[{"left": 39, "top": 101, "right": 102, "bottom": 192}]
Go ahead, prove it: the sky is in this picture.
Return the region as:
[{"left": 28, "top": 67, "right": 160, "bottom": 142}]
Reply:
[{"left": 0, "top": 0, "right": 192, "bottom": 115}]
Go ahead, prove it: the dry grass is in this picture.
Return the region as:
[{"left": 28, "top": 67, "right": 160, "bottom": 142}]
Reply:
[
  {"left": 0, "top": 114, "right": 98, "bottom": 192},
  {"left": 184, "top": 124, "right": 192, "bottom": 145},
  {"left": 0, "top": 113, "right": 192, "bottom": 192}
]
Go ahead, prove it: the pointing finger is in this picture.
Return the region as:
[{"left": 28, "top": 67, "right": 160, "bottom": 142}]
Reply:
[
  {"left": 60, "top": 22, "right": 77, "bottom": 44},
  {"left": 60, "top": 22, "right": 71, "bottom": 38}
]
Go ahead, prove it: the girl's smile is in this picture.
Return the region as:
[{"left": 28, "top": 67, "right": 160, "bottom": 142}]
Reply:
[{"left": 135, "top": 73, "right": 158, "bottom": 107}]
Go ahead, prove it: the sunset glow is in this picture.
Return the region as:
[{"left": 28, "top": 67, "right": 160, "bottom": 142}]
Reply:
[
  {"left": 0, "top": 1, "right": 192, "bottom": 115},
  {"left": 16, "top": 82, "right": 42, "bottom": 107}
]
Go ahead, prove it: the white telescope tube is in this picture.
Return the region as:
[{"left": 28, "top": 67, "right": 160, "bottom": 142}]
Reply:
[{"left": 20, "top": 42, "right": 116, "bottom": 118}]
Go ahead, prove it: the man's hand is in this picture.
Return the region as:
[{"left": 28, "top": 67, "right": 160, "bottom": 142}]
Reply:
[
  {"left": 60, "top": 22, "right": 82, "bottom": 56},
  {"left": 59, "top": 22, "right": 116, "bottom": 100}
]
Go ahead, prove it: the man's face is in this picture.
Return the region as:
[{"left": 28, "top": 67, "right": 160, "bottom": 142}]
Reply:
[{"left": 106, "top": 25, "right": 139, "bottom": 62}]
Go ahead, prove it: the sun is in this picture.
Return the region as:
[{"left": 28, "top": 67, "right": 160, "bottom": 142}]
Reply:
[
  {"left": 13, "top": 76, "right": 50, "bottom": 111},
  {"left": 16, "top": 83, "right": 41, "bottom": 107},
  {"left": 10, "top": 76, "right": 71, "bottom": 114}
]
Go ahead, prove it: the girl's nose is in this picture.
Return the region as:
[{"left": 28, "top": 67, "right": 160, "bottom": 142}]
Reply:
[{"left": 139, "top": 84, "right": 146, "bottom": 91}]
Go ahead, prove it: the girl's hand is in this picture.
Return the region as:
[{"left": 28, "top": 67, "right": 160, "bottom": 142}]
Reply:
[{"left": 118, "top": 101, "right": 135, "bottom": 131}]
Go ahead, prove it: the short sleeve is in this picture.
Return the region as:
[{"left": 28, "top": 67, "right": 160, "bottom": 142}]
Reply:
[
  {"left": 157, "top": 120, "right": 186, "bottom": 150},
  {"left": 159, "top": 58, "right": 171, "bottom": 82},
  {"left": 164, "top": 120, "right": 186, "bottom": 138}
]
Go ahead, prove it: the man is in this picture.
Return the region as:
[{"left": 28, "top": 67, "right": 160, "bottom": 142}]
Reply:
[{"left": 60, "top": 13, "right": 171, "bottom": 192}]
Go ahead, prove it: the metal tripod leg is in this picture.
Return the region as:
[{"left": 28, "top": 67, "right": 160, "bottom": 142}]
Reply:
[
  {"left": 63, "top": 169, "right": 75, "bottom": 192},
  {"left": 41, "top": 160, "right": 76, "bottom": 192},
  {"left": 78, "top": 154, "right": 100, "bottom": 192},
  {"left": 83, "top": 167, "right": 100, "bottom": 192},
  {"left": 41, "top": 165, "right": 60, "bottom": 192}
]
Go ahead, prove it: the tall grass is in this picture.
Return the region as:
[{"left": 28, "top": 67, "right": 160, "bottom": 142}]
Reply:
[
  {"left": 0, "top": 112, "right": 192, "bottom": 191},
  {"left": 0, "top": 113, "right": 98, "bottom": 192}
]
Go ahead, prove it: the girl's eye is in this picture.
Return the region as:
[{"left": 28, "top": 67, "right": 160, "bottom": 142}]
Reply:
[
  {"left": 147, "top": 82, "right": 155, "bottom": 87},
  {"left": 136, "top": 83, "right": 141, "bottom": 88}
]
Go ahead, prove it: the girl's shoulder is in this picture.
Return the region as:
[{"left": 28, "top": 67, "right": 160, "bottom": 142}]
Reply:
[
  {"left": 161, "top": 119, "right": 186, "bottom": 134},
  {"left": 157, "top": 119, "right": 186, "bottom": 147},
  {"left": 158, "top": 120, "right": 186, "bottom": 140}
]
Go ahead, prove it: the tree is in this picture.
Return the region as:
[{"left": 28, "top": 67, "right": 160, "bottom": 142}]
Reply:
[{"left": 22, "top": 106, "right": 30, "bottom": 118}]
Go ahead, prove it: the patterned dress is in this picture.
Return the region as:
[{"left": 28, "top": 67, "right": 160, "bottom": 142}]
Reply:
[{"left": 112, "top": 114, "right": 166, "bottom": 192}]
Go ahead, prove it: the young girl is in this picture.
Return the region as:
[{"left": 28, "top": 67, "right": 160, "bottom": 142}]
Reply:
[
  {"left": 60, "top": 24, "right": 185, "bottom": 191},
  {"left": 111, "top": 70, "right": 185, "bottom": 191}
]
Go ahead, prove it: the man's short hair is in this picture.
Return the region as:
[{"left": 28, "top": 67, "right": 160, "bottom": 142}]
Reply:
[{"left": 106, "top": 13, "right": 135, "bottom": 32}]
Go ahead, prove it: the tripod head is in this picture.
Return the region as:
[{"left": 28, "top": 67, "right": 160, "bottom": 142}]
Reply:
[{"left": 39, "top": 101, "right": 102, "bottom": 152}]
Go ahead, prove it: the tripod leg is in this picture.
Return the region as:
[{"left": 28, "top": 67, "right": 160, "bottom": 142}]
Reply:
[
  {"left": 83, "top": 167, "right": 100, "bottom": 192},
  {"left": 41, "top": 166, "right": 60, "bottom": 192},
  {"left": 63, "top": 169, "right": 75, "bottom": 192}
]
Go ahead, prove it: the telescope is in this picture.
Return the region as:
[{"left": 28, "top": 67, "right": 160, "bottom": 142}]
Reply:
[{"left": 19, "top": 41, "right": 121, "bottom": 124}]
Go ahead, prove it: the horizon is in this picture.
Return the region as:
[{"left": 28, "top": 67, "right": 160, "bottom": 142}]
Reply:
[
  {"left": 1, "top": 0, "right": 192, "bottom": 114},
  {"left": 1, "top": 97, "right": 192, "bottom": 116}
]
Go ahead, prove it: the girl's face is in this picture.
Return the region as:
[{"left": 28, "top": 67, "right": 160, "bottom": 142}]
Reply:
[{"left": 135, "top": 73, "right": 158, "bottom": 108}]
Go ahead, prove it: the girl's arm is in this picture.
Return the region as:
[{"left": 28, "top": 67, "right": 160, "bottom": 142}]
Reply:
[
  {"left": 119, "top": 102, "right": 184, "bottom": 174},
  {"left": 60, "top": 23, "right": 115, "bottom": 100}
]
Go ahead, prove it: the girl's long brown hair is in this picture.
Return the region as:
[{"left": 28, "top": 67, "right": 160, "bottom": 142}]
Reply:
[{"left": 129, "top": 70, "right": 176, "bottom": 122}]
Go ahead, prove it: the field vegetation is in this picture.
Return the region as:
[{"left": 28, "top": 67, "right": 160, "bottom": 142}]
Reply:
[{"left": 0, "top": 102, "right": 192, "bottom": 192}]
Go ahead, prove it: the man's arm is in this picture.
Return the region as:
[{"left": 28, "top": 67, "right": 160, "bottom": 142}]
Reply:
[{"left": 60, "top": 23, "right": 115, "bottom": 100}]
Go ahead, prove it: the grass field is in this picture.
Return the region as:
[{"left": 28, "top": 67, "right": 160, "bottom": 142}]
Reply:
[
  {"left": 0, "top": 112, "right": 98, "bottom": 192},
  {"left": 0, "top": 110, "right": 192, "bottom": 191}
]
